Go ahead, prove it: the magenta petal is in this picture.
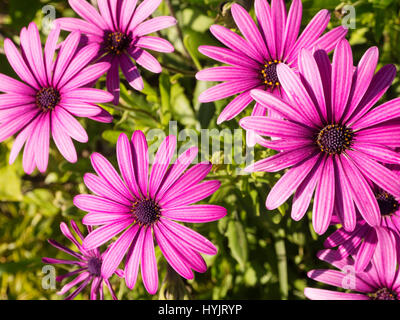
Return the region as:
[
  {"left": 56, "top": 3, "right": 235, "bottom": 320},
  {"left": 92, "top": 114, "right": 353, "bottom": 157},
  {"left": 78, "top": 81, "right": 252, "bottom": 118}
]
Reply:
[
  {"left": 74, "top": 194, "right": 131, "bottom": 214},
  {"left": 82, "top": 212, "right": 131, "bottom": 226},
  {"left": 120, "top": 0, "right": 138, "bottom": 32},
  {"left": 198, "top": 45, "right": 259, "bottom": 70},
  {"left": 134, "top": 16, "right": 176, "bottom": 37},
  {"left": 339, "top": 155, "right": 380, "bottom": 227},
  {"left": 154, "top": 224, "right": 194, "bottom": 279},
  {"left": 373, "top": 227, "right": 397, "bottom": 288},
  {"left": 116, "top": 133, "right": 142, "bottom": 199},
  {"left": 307, "top": 269, "right": 347, "bottom": 288},
  {"left": 83, "top": 219, "right": 133, "bottom": 250},
  {"left": 209, "top": 24, "right": 263, "bottom": 62},
  {"left": 231, "top": 3, "right": 269, "bottom": 60},
  {"left": 331, "top": 40, "right": 353, "bottom": 123},
  {"left": 51, "top": 112, "right": 77, "bottom": 163},
  {"left": 286, "top": 9, "right": 330, "bottom": 63},
  {"left": 9, "top": 116, "right": 38, "bottom": 165},
  {"left": 56, "top": 17, "right": 103, "bottom": 35},
  {"left": 347, "top": 149, "right": 400, "bottom": 198},
  {"left": 61, "top": 62, "right": 110, "bottom": 91},
  {"left": 160, "top": 218, "right": 218, "bottom": 255},
  {"left": 90, "top": 152, "right": 134, "bottom": 201},
  {"left": 239, "top": 116, "right": 313, "bottom": 139},
  {"left": 282, "top": 0, "right": 302, "bottom": 58},
  {"left": 135, "top": 36, "right": 174, "bottom": 53},
  {"left": 83, "top": 173, "right": 132, "bottom": 206},
  {"left": 156, "top": 147, "right": 199, "bottom": 200},
  {"left": 62, "top": 88, "right": 114, "bottom": 104},
  {"left": 58, "top": 43, "right": 102, "bottom": 89},
  {"left": 53, "top": 31, "right": 81, "bottom": 87},
  {"left": 161, "top": 205, "right": 226, "bottom": 223},
  {"left": 347, "top": 64, "right": 397, "bottom": 126},
  {"left": 120, "top": 54, "right": 144, "bottom": 90},
  {"left": 131, "top": 130, "right": 149, "bottom": 197},
  {"left": 250, "top": 89, "right": 313, "bottom": 126},
  {"left": 149, "top": 135, "right": 177, "bottom": 198},
  {"left": 199, "top": 79, "right": 259, "bottom": 103},
  {"left": 160, "top": 162, "right": 212, "bottom": 201},
  {"left": 196, "top": 66, "right": 255, "bottom": 82},
  {"left": 352, "top": 97, "right": 400, "bottom": 130},
  {"left": 276, "top": 63, "right": 321, "bottom": 126},
  {"left": 355, "top": 229, "right": 377, "bottom": 272},
  {"left": 334, "top": 157, "right": 356, "bottom": 232},
  {"left": 106, "top": 59, "right": 121, "bottom": 105},
  {"left": 291, "top": 156, "right": 323, "bottom": 221},
  {"left": 26, "top": 23, "right": 46, "bottom": 87},
  {"left": 69, "top": 0, "right": 109, "bottom": 30},
  {"left": 312, "top": 156, "right": 335, "bottom": 235},
  {"left": 60, "top": 102, "right": 103, "bottom": 118},
  {"left": 3, "top": 39, "right": 39, "bottom": 90},
  {"left": 271, "top": 0, "right": 287, "bottom": 59},
  {"left": 101, "top": 225, "right": 140, "bottom": 279},
  {"left": 53, "top": 106, "right": 88, "bottom": 143},
  {"left": 128, "top": 0, "right": 162, "bottom": 31},
  {"left": 130, "top": 48, "right": 162, "bottom": 74},
  {"left": 341, "top": 47, "right": 378, "bottom": 124},
  {"left": 160, "top": 180, "right": 221, "bottom": 208},
  {"left": 0, "top": 73, "right": 35, "bottom": 95},
  {"left": 158, "top": 222, "right": 207, "bottom": 273},
  {"left": 312, "top": 26, "right": 348, "bottom": 54},
  {"left": 304, "top": 287, "right": 368, "bottom": 300},
  {"left": 125, "top": 226, "right": 145, "bottom": 290},
  {"left": 35, "top": 111, "right": 50, "bottom": 173},
  {"left": 298, "top": 49, "right": 327, "bottom": 121},
  {"left": 57, "top": 271, "right": 90, "bottom": 295},
  {"left": 217, "top": 90, "right": 254, "bottom": 125},
  {"left": 246, "top": 146, "right": 314, "bottom": 173},
  {"left": 266, "top": 154, "right": 320, "bottom": 210},
  {"left": 141, "top": 227, "right": 158, "bottom": 294}
]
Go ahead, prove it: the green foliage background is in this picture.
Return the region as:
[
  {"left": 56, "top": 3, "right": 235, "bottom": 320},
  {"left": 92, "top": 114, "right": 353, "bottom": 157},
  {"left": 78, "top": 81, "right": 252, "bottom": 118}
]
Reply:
[{"left": 0, "top": 0, "right": 399, "bottom": 300}]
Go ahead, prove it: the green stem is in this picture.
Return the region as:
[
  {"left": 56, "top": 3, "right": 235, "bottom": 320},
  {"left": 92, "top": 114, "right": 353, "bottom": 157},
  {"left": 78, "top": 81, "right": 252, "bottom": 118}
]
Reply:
[{"left": 275, "top": 235, "right": 288, "bottom": 300}]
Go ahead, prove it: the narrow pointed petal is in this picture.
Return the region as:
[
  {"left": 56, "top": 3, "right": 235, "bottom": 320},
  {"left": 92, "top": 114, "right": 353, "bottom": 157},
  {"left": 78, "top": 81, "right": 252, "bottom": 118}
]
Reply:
[
  {"left": 141, "top": 227, "right": 158, "bottom": 294},
  {"left": 161, "top": 205, "right": 226, "bottom": 223},
  {"left": 101, "top": 225, "right": 140, "bottom": 279}
]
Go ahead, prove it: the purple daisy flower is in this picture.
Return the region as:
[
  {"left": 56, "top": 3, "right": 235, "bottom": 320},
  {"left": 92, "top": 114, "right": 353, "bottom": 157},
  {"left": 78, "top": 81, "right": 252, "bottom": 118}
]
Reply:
[
  {"left": 56, "top": 0, "right": 176, "bottom": 104},
  {"left": 196, "top": 0, "right": 347, "bottom": 125},
  {"left": 305, "top": 227, "right": 400, "bottom": 300},
  {"left": 73, "top": 131, "right": 227, "bottom": 294},
  {"left": 0, "top": 22, "right": 114, "bottom": 174},
  {"left": 42, "top": 220, "right": 123, "bottom": 300},
  {"left": 324, "top": 168, "right": 400, "bottom": 272},
  {"left": 239, "top": 40, "right": 400, "bottom": 235}
]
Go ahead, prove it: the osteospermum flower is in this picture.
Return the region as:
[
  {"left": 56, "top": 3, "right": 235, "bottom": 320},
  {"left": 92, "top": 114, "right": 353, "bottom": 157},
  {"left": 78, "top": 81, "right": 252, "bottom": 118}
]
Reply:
[
  {"left": 42, "top": 221, "right": 123, "bottom": 300},
  {"left": 324, "top": 169, "right": 400, "bottom": 271},
  {"left": 239, "top": 39, "right": 400, "bottom": 235},
  {"left": 196, "top": 0, "right": 347, "bottom": 125},
  {"left": 305, "top": 227, "right": 400, "bottom": 300},
  {"left": 56, "top": 0, "right": 176, "bottom": 104},
  {"left": 0, "top": 22, "right": 114, "bottom": 174},
  {"left": 73, "top": 131, "right": 227, "bottom": 294}
]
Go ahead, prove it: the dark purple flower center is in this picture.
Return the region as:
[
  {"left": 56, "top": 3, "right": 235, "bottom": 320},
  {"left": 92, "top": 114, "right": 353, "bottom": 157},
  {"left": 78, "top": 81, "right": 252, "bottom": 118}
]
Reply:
[
  {"left": 376, "top": 192, "right": 399, "bottom": 216},
  {"left": 370, "top": 288, "right": 397, "bottom": 300},
  {"left": 132, "top": 199, "right": 161, "bottom": 225},
  {"left": 316, "top": 124, "right": 353, "bottom": 155},
  {"left": 261, "top": 60, "right": 281, "bottom": 88},
  {"left": 105, "top": 32, "right": 132, "bottom": 55},
  {"left": 36, "top": 87, "right": 60, "bottom": 111},
  {"left": 87, "top": 257, "right": 102, "bottom": 276}
]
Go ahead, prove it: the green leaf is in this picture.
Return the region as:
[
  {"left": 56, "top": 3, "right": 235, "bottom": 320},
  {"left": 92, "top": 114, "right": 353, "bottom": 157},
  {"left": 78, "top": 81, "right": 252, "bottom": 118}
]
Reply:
[
  {"left": 226, "top": 219, "right": 248, "bottom": 271},
  {"left": 0, "top": 167, "right": 22, "bottom": 202}
]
